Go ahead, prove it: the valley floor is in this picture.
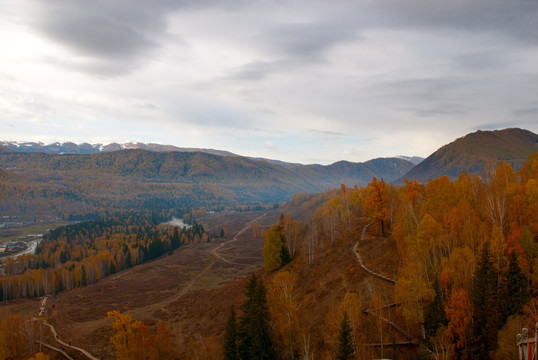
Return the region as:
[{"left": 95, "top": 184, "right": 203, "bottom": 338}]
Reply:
[{"left": 0, "top": 210, "right": 281, "bottom": 359}]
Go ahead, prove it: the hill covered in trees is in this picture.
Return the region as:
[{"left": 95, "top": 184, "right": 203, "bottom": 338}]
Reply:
[
  {"left": 0, "top": 148, "right": 414, "bottom": 218},
  {"left": 399, "top": 128, "right": 538, "bottom": 183}
]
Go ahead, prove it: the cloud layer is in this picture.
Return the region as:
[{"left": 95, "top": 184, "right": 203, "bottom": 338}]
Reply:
[{"left": 0, "top": 0, "right": 536, "bottom": 164}]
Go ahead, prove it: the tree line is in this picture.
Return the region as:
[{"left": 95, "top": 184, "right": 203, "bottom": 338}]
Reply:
[{"left": 0, "top": 211, "right": 212, "bottom": 301}]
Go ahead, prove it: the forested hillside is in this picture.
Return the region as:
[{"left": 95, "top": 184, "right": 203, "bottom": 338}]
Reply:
[
  {"left": 0, "top": 148, "right": 413, "bottom": 218},
  {"left": 220, "top": 153, "right": 538, "bottom": 359},
  {"left": 400, "top": 128, "right": 538, "bottom": 182}
]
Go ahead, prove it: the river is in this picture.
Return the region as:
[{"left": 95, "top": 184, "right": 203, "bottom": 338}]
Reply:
[
  {"left": 17, "top": 238, "right": 41, "bottom": 257},
  {"left": 162, "top": 217, "right": 192, "bottom": 228}
]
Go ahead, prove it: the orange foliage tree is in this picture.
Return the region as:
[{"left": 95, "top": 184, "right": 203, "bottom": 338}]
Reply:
[
  {"left": 445, "top": 289, "right": 472, "bottom": 356},
  {"left": 363, "top": 177, "right": 391, "bottom": 237}
]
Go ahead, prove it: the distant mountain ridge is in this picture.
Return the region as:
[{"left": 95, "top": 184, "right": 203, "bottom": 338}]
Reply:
[
  {"left": 0, "top": 146, "right": 416, "bottom": 216},
  {"left": 0, "top": 148, "right": 414, "bottom": 188},
  {"left": 399, "top": 128, "right": 538, "bottom": 183},
  {"left": 396, "top": 155, "right": 424, "bottom": 165},
  {"left": 2, "top": 128, "right": 537, "bottom": 217},
  {"left": 0, "top": 140, "right": 420, "bottom": 168},
  {"left": 0, "top": 141, "right": 236, "bottom": 157}
]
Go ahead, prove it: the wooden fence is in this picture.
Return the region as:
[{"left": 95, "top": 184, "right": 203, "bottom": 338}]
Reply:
[{"left": 517, "top": 323, "right": 538, "bottom": 360}]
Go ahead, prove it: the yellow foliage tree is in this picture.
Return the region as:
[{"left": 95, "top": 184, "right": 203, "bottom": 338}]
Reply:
[
  {"left": 106, "top": 310, "right": 178, "bottom": 360},
  {"left": 0, "top": 313, "right": 37, "bottom": 359},
  {"left": 395, "top": 260, "right": 434, "bottom": 331},
  {"left": 262, "top": 225, "right": 286, "bottom": 271},
  {"left": 267, "top": 271, "right": 309, "bottom": 359},
  {"left": 29, "top": 352, "right": 52, "bottom": 360}
]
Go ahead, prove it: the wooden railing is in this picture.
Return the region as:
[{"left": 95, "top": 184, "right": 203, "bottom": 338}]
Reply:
[{"left": 517, "top": 323, "right": 538, "bottom": 360}]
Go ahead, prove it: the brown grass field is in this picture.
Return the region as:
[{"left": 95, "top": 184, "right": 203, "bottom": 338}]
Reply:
[
  {"left": 1, "top": 209, "right": 410, "bottom": 359},
  {"left": 1, "top": 210, "right": 280, "bottom": 358}
]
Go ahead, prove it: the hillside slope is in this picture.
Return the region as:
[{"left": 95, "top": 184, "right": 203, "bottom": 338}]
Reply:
[
  {"left": 400, "top": 128, "right": 538, "bottom": 182},
  {"left": 33, "top": 197, "right": 404, "bottom": 359},
  {"left": 0, "top": 149, "right": 414, "bottom": 216}
]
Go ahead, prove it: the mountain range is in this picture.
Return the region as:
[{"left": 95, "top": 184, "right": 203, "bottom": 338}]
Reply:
[
  {"left": 0, "top": 145, "right": 416, "bottom": 217},
  {"left": 0, "top": 140, "right": 424, "bottom": 167},
  {"left": 0, "top": 141, "right": 236, "bottom": 156},
  {"left": 0, "top": 127, "right": 537, "bottom": 218},
  {"left": 0, "top": 146, "right": 416, "bottom": 186}
]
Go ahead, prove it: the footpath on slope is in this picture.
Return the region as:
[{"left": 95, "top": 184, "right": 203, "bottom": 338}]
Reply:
[
  {"left": 354, "top": 221, "right": 418, "bottom": 345},
  {"left": 35, "top": 296, "right": 99, "bottom": 360},
  {"left": 212, "top": 213, "right": 266, "bottom": 265},
  {"left": 135, "top": 212, "right": 267, "bottom": 314},
  {"left": 352, "top": 222, "right": 396, "bottom": 284},
  {"left": 45, "top": 321, "right": 99, "bottom": 360},
  {"left": 36, "top": 340, "right": 73, "bottom": 360}
]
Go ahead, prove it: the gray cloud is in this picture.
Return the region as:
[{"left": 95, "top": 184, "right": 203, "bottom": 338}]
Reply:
[
  {"left": 514, "top": 107, "right": 538, "bottom": 117},
  {"left": 452, "top": 51, "right": 508, "bottom": 71},
  {"left": 226, "top": 61, "right": 289, "bottom": 82},
  {"left": 31, "top": 0, "right": 193, "bottom": 75},
  {"left": 40, "top": 13, "right": 157, "bottom": 58},
  {"left": 368, "top": 0, "right": 538, "bottom": 45},
  {"left": 1, "top": 0, "right": 537, "bottom": 163},
  {"left": 402, "top": 104, "right": 469, "bottom": 118},
  {"left": 307, "top": 129, "right": 344, "bottom": 139},
  {"left": 367, "top": 77, "right": 472, "bottom": 109},
  {"left": 262, "top": 20, "right": 360, "bottom": 60}
]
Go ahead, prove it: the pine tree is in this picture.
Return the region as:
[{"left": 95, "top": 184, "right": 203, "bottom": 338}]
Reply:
[
  {"left": 238, "top": 274, "right": 275, "bottom": 360},
  {"left": 171, "top": 227, "right": 180, "bottom": 249},
  {"left": 224, "top": 306, "right": 239, "bottom": 360},
  {"left": 280, "top": 244, "right": 291, "bottom": 266},
  {"left": 81, "top": 265, "right": 87, "bottom": 286},
  {"left": 424, "top": 277, "right": 447, "bottom": 340},
  {"left": 499, "top": 250, "right": 529, "bottom": 323},
  {"left": 470, "top": 242, "right": 498, "bottom": 360},
  {"left": 336, "top": 312, "right": 354, "bottom": 360}
]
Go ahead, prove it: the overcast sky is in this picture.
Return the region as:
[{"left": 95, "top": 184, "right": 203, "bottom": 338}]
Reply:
[{"left": 1, "top": 0, "right": 537, "bottom": 164}]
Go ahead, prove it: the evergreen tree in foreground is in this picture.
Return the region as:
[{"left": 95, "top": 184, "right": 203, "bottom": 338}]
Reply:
[
  {"left": 336, "top": 312, "right": 355, "bottom": 360},
  {"left": 238, "top": 274, "right": 275, "bottom": 360},
  {"left": 500, "top": 250, "right": 529, "bottom": 323},
  {"left": 424, "top": 277, "right": 447, "bottom": 341},
  {"left": 224, "top": 306, "right": 239, "bottom": 360},
  {"left": 470, "top": 242, "right": 498, "bottom": 360}
]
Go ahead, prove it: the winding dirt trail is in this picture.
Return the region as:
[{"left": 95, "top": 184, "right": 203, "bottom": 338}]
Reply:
[
  {"left": 45, "top": 321, "right": 99, "bottom": 360},
  {"left": 211, "top": 213, "right": 266, "bottom": 265},
  {"left": 353, "top": 222, "right": 396, "bottom": 284},
  {"left": 36, "top": 340, "right": 74, "bottom": 359},
  {"left": 354, "top": 221, "right": 416, "bottom": 343},
  {"left": 34, "top": 296, "right": 99, "bottom": 360},
  {"left": 135, "top": 213, "right": 267, "bottom": 314}
]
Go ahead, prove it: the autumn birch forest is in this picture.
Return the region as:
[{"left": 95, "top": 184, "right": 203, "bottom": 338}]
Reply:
[{"left": 1, "top": 154, "right": 538, "bottom": 359}]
